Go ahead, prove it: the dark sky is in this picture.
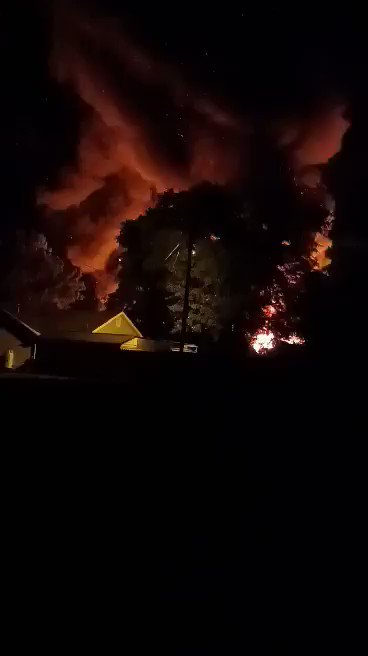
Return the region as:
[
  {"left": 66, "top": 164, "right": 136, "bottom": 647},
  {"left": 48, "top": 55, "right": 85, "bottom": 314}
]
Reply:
[{"left": 1, "top": 1, "right": 368, "bottom": 251}]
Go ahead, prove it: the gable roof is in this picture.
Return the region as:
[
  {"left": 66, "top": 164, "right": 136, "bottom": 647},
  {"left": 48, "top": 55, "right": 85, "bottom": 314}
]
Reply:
[
  {"left": 0, "top": 308, "right": 40, "bottom": 345},
  {"left": 0, "top": 306, "right": 142, "bottom": 340},
  {"left": 92, "top": 310, "right": 142, "bottom": 337}
]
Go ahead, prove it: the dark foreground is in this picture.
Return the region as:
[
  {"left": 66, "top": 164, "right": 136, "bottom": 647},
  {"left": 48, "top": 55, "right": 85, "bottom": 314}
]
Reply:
[{"left": 1, "top": 352, "right": 366, "bottom": 654}]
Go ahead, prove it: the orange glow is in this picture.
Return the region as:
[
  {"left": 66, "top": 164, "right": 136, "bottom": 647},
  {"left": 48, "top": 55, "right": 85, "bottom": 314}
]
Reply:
[
  {"left": 38, "top": 4, "right": 245, "bottom": 300},
  {"left": 293, "top": 106, "right": 350, "bottom": 169},
  {"left": 40, "top": 5, "right": 350, "bottom": 311},
  {"left": 309, "top": 232, "right": 332, "bottom": 271},
  {"left": 276, "top": 105, "right": 350, "bottom": 174},
  {"left": 262, "top": 304, "right": 277, "bottom": 317}
]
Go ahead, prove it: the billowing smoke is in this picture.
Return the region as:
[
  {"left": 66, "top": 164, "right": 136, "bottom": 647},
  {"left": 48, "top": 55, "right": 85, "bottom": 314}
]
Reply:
[
  {"left": 38, "top": 2, "right": 350, "bottom": 314},
  {"left": 38, "top": 2, "right": 245, "bottom": 301}
]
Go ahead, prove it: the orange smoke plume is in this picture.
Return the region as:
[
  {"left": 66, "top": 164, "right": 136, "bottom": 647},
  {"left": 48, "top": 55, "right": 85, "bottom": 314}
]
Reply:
[
  {"left": 38, "top": 3, "right": 245, "bottom": 301},
  {"left": 292, "top": 105, "right": 350, "bottom": 169},
  {"left": 277, "top": 104, "right": 350, "bottom": 186},
  {"left": 39, "top": 3, "right": 350, "bottom": 313}
]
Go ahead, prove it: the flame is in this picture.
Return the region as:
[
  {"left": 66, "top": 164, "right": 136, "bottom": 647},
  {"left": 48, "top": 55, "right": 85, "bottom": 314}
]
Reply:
[
  {"left": 250, "top": 329, "right": 276, "bottom": 354},
  {"left": 262, "top": 304, "right": 277, "bottom": 318},
  {"left": 249, "top": 104, "right": 349, "bottom": 354},
  {"left": 309, "top": 232, "right": 333, "bottom": 271},
  {"left": 249, "top": 189, "right": 337, "bottom": 354},
  {"left": 281, "top": 333, "right": 305, "bottom": 345},
  {"left": 308, "top": 198, "right": 335, "bottom": 272}
]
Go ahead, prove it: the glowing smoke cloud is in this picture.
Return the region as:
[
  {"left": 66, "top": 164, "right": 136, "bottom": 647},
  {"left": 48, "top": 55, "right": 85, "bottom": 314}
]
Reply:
[
  {"left": 38, "top": 3, "right": 350, "bottom": 325},
  {"left": 38, "top": 3, "right": 245, "bottom": 302}
]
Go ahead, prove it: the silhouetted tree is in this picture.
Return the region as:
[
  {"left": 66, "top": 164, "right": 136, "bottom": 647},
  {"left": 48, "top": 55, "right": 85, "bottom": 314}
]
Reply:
[
  {"left": 165, "top": 234, "right": 228, "bottom": 340},
  {"left": 114, "top": 183, "right": 267, "bottom": 345},
  {"left": 0, "top": 231, "right": 85, "bottom": 311}
]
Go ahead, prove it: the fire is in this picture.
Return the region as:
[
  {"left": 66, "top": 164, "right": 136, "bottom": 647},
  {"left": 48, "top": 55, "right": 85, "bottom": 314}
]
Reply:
[
  {"left": 262, "top": 304, "right": 277, "bottom": 318},
  {"left": 281, "top": 333, "right": 305, "bottom": 345},
  {"left": 308, "top": 198, "right": 335, "bottom": 272},
  {"left": 249, "top": 103, "right": 349, "bottom": 355},
  {"left": 249, "top": 191, "right": 337, "bottom": 354},
  {"left": 250, "top": 290, "right": 306, "bottom": 354},
  {"left": 250, "top": 329, "right": 276, "bottom": 354},
  {"left": 309, "top": 233, "right": 332, "bottom": 271}
]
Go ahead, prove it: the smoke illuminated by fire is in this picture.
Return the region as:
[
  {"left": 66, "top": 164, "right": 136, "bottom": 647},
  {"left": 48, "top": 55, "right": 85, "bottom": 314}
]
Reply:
[
  {"left": 37, "top": 2, "right": 350, "bottom": 325},
  {"left": 38, "top": 2, "right": 245, "bottom": 302}
]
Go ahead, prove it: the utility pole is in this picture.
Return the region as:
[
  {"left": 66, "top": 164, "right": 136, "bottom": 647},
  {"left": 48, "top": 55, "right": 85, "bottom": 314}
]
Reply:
[{"left": 179, "top": 229, "right": 194, "bottom": 353}]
